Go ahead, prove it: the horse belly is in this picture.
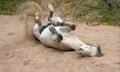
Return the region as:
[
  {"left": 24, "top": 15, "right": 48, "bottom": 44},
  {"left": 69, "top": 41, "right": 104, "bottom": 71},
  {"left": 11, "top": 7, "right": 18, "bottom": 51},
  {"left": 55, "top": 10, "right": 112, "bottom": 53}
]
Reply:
[
  {"left": 40, "top": 33, "right": 72, "bottom": 50},
  {"left": 40, "top": 29, "right": 60, "bottom": 49},
  {"left": 40, "top": 37, "right": 60, "bottom": 48}
]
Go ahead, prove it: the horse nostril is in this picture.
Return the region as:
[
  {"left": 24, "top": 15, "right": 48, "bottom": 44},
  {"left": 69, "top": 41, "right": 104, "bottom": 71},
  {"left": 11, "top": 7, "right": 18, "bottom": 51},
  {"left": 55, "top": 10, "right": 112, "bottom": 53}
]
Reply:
[{"left": 70, "top": 24, "right": 76, "bottom": 30}]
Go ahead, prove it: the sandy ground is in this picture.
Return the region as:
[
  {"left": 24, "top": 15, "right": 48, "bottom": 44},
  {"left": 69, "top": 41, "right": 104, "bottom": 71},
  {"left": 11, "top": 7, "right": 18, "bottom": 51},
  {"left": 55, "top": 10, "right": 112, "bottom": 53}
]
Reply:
[{"left": 0, "top": 15, "right": 120, "bottom": 72}]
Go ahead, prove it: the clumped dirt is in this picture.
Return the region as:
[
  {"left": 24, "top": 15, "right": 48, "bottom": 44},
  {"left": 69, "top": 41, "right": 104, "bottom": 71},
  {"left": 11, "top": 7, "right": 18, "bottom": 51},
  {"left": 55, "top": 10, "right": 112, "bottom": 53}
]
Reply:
[{"left": 0, "top": 14, "right": 119, "bottom": 72}]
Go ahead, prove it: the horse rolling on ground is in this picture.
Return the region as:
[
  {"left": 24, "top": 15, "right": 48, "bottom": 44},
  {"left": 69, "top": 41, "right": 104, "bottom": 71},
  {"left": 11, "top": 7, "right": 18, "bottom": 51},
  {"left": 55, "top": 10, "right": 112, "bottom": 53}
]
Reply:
[
  {"left": 33, "top": 17, "right": 103, "bottom": 57},
  {"left": 33, "top": 3, "right": 103, "bottom": 57}
]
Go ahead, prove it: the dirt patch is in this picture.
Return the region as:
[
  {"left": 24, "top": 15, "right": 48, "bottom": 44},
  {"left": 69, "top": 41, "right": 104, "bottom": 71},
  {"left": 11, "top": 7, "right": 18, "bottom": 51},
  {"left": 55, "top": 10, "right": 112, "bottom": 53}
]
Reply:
[{"left": 0, "top": 15, "right": 120, "bottom": 72}]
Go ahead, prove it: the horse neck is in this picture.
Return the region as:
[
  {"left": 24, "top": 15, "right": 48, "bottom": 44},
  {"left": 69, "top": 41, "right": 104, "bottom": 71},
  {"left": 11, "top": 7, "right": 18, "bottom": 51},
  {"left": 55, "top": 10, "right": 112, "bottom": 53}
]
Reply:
[{"left": 62, "top": 34, "right": 87, "bottom": 50}]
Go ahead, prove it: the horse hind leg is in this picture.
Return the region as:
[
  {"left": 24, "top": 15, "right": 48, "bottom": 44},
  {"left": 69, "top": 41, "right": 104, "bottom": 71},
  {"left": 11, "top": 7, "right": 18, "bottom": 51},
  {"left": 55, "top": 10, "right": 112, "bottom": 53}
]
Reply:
[{"left": 49, "top": 26, "right": 63, "bottom": 41}]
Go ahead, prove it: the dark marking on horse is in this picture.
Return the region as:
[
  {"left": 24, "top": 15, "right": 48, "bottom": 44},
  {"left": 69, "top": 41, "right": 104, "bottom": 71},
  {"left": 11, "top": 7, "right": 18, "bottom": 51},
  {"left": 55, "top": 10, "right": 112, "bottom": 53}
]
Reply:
[{"left": 39, "top": 23, "right": 52, "bottom": 34}]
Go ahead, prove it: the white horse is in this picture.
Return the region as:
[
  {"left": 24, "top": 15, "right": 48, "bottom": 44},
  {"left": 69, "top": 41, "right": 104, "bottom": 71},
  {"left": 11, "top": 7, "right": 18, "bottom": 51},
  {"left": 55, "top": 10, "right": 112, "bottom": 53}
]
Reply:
[
  {"left": 32, "top": 3, "right": 103, "bottom": 57},
  {"left": 33, "top": 17, "right": 103, "bottom": 57}
]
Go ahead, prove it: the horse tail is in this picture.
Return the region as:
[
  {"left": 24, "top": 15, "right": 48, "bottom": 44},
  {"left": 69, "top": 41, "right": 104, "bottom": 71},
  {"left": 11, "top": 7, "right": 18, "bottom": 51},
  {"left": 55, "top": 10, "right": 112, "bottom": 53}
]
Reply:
[{"left": 21, "top": 1, "right": 43, "bottom": 39}]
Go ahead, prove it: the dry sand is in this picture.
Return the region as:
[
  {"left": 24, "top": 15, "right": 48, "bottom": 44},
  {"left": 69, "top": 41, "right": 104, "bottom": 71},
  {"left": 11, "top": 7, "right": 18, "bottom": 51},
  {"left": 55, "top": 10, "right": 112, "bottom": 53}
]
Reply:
[{"left": 0, "top": 15, "right": 120, "bottom": 72}]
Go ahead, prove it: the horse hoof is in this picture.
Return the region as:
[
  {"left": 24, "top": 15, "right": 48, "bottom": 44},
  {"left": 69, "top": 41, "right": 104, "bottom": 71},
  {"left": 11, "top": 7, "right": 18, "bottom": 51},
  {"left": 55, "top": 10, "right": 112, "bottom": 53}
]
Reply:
[{"left": 70, "top": 24, "right": 76, "bottom": 30}]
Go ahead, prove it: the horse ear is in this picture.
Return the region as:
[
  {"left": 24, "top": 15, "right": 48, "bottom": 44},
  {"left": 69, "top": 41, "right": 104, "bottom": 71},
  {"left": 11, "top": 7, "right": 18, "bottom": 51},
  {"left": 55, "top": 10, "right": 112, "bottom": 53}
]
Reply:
[
  {"left": 95, "top": 44, "right": 104, "bottom": 56},
  {"left": 97, "top": 45, "right": 101, "bottom": 52}
]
